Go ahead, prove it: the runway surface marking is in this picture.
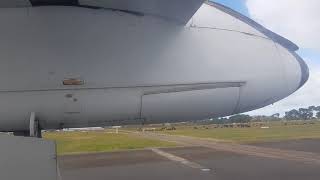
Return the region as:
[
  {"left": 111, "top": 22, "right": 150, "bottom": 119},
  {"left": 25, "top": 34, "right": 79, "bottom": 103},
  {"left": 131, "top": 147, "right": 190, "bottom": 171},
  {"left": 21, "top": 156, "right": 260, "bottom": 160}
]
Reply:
[
  {"left": 136, "top": 132, "right": 320, "bottom": 165},
  {"left": 150, "top": 148, "right": 211, "bottom": 172}
]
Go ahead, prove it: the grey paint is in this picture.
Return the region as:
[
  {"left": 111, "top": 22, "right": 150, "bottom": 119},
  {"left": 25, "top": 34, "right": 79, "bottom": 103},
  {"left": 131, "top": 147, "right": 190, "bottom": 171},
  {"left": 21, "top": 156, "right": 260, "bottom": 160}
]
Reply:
[
  {"left": 0, "top": 0, "right": 205, "bottom": 24},
  {"left": 142, "top": 87, "right": 240, "bottom": 123},
  {"left": 0, "top": 0, "right": 31, "bottom": 8},
  {"left": 0, "top": 4, "right": 308, "bottom": 131},
  {"left": 291, "top": 52, "right": 309, "bottom": 89},
  {"left": 79, "top": 0, "right": 205, "bottom": 23},
  {"left": 0, "top": 135, "right": 57, "bottom": 180}
]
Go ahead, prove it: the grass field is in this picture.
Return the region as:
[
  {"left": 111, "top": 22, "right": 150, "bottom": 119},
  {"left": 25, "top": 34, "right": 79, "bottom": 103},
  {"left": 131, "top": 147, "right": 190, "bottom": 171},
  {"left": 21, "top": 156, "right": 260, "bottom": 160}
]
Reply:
[
  {"left": 161, "top": 121, "right": 320, "bottom": 143},
  {"left": 44, "top": 131, "right": 176, "bottom": 155},
  {"left": 44, "top": 121, "right": 320, "bottom": 155}
]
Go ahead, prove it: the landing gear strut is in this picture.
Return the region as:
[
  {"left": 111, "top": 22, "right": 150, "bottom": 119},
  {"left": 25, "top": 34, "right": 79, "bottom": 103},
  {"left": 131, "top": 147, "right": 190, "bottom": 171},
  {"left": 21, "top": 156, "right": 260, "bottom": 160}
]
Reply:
[
  {"left": 13, "top": 112, "right": 42, "bottom": 138},
  {"left": 29, "top": 112, "right": 42, "bottom": 138}
]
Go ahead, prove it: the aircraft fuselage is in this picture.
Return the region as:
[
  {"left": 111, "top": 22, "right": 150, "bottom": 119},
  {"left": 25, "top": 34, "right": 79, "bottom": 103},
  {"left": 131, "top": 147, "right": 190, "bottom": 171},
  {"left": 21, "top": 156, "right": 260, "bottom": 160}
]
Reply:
[{"left": 0, "top": 4, "right": 308, "bottom": 131}]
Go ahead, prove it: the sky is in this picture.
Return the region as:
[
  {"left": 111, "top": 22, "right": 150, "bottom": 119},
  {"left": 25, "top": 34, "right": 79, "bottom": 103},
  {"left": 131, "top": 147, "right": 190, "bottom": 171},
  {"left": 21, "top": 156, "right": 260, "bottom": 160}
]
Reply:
[{"left": 213, "top": 0, "right": 320, "bottom": 116}]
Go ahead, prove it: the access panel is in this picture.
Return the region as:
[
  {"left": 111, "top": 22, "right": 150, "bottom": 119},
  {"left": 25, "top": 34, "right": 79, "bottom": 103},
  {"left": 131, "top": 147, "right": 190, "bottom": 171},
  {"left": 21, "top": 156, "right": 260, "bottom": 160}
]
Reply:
[{"left": 141, "top": 87, "right": 240, "bottom": 123}]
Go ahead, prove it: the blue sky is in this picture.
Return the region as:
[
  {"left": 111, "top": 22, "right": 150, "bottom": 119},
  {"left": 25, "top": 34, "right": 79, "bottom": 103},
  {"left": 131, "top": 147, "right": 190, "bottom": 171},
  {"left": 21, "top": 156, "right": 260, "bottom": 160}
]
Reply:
[
  {"left": 213, "top": 0, "right": 249, "bottom": 16},
  {"left": 212, "top": 0, "right": 320, "bottom": 116}
]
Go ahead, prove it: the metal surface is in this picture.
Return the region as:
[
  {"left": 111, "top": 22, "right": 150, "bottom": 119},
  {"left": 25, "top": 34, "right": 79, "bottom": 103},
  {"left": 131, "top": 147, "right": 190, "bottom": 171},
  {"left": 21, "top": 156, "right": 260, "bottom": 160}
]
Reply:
[
  {"left": 29, "top": 112, "right": 36, "bottom": 136},
  {"left": 0, "top": 135, "right": 57, "bottom": 180},
  {"left": 29, "top": 112, "right": 42, "bottom": 137},
  {"left": 0, "top": 0, "right": 31, "bottom": 8},
  {"left": 0, "top": 0, "right": 205, "bottom": 24},
  {"left": 142, "top": 87, "right": 240, "bottom": 123},
  {"left": 0, "top": 3, "right": 308, "bottom": 130}
]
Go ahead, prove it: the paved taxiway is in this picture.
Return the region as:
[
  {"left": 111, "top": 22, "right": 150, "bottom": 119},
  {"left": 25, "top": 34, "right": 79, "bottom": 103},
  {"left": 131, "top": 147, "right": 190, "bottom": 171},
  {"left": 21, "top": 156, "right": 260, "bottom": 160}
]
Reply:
[
  {"left": 135, "top": 132, "right": 320, "bottom": 165},
  {"left": 59, "top": 139, "right": 320, "bottom": 180},
  {"left": 250, "top": 139, "right": 320, "bottom": 153}
]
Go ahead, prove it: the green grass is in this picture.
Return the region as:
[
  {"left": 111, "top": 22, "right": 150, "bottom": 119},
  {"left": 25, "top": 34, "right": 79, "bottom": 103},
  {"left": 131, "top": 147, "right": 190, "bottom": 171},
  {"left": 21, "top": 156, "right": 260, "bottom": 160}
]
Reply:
[
  {"left": 43, "top": 121, "right": 320, "bottom": 155},
  {"left": 161, "top": 122, "right": 320, "bottom": 143},
  {"left": 44, "top": 131, "right": 176, "bottom": 155}
]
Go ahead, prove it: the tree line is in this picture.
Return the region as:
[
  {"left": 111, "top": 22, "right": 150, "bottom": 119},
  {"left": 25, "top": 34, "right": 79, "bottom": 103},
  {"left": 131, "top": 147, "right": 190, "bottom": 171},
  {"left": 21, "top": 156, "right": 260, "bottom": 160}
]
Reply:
[
  {"left": 284, "top": 106, "right": 320, "bottom": 120},
  {"left": 203, "top": 105, "right": 320, "bottom": 124}
]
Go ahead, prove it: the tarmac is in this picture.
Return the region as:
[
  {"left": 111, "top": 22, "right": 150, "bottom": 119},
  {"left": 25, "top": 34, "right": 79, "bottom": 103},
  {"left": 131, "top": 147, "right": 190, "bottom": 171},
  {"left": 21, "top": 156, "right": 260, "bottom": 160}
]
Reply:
[
  {"left": 249, "top": 139, "right": 320, "bottom": 153},
  {"left": 59, "top": 135, "right": 320, "bottom": 180}
]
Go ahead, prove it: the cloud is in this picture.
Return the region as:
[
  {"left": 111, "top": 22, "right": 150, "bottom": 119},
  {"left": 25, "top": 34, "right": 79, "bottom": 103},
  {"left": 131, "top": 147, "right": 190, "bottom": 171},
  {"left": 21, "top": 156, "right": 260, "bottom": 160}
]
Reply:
[
  {"left": 248, "top": 58, "right": 320, "bottom": 116},
  {"left": 245, "top": 0, "right": 320, "bottom": 51}
]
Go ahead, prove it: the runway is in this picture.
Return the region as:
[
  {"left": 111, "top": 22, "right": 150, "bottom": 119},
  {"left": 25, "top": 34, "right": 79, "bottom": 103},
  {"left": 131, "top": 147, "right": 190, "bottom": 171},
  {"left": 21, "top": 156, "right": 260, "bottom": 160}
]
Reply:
[
  {"left": 59, "top": 137, "right": 320, "bottom": 180},
  {"left": 134, "top": 132, "right": 320, "bottom": 165},
  {"left": 249, "top": 139, "right": 320, "bottom": 153},
  {"left": 59, "top": 146, "right": 320, "bottom": 180}
]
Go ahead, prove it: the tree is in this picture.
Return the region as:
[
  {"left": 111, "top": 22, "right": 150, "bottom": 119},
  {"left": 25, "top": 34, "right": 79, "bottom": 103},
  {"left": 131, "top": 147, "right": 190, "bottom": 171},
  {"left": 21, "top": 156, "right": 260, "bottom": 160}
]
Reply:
[
  {"left": 271, "top": 113, "right": 280, "bottom": 118},
  {"left": 284, "top": 109, "right": 300, "bottom": 120},
  {"left": 210, "top": 118, "right": 227, "bottom": 124},
  {"left": 229, "top": 114, "right": 252, "bottom": 123},
  {"left": 298, "top": 108, "right": 313, "bottom": 120},
  {"left": 308, "top": 106, "right": 316, "bottom": 111}
]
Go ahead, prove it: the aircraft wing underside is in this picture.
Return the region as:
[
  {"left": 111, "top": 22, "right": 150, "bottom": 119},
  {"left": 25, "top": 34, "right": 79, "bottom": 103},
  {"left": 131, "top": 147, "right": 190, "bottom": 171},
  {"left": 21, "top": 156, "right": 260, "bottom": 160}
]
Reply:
[{"left": 0, "top": 0, "right": 205, "bottom": 24}]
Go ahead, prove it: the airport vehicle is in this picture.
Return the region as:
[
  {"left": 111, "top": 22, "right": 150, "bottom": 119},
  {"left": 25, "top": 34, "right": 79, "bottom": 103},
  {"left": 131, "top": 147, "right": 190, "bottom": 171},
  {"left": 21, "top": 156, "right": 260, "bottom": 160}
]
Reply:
[{"left": 0, "top": 0, "right": 308, "bottom": 136}]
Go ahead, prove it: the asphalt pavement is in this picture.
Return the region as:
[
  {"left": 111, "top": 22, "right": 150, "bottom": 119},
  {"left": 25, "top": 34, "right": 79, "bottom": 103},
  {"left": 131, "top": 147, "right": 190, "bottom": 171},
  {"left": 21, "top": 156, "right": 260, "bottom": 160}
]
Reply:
[{"left": 59, "top": 143, "right": 320, "bottom": 180}]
